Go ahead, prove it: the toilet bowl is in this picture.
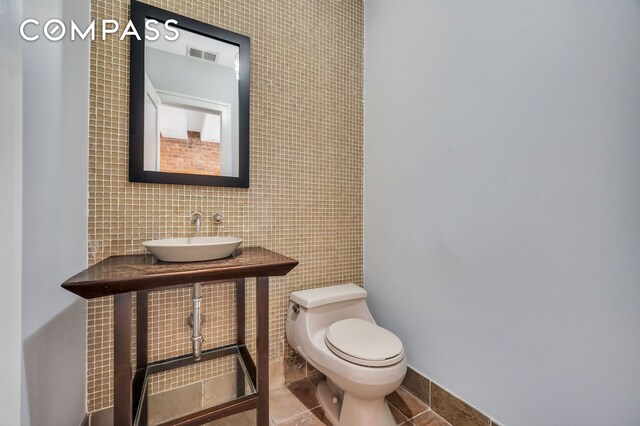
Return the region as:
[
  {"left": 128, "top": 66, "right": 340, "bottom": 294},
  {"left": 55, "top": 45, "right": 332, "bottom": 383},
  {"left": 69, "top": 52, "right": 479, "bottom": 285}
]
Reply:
[{"left": 286, "top": 283, "right": 407, "bottom": 426}]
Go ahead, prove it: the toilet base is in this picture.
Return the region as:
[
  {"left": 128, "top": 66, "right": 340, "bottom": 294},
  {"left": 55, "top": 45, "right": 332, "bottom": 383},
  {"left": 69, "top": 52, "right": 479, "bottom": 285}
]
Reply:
[{"left": 316, "top": 379, "right": 396, "bottom": 426}]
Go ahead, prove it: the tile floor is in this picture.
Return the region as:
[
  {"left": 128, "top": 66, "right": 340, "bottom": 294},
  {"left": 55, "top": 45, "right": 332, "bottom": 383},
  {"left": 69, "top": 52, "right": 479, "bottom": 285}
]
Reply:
[
  {"left": 207, "top": 374, "right": 451, "bottom": 426},
  {"left": 90, "top": 373, "right": 451, "bottom": 426}
]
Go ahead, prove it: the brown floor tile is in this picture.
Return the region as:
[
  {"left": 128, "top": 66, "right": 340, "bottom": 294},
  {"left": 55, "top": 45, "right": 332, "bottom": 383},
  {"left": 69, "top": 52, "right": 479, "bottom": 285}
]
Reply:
[
  {"left": 307, "top": 372, "right": 326, "bottom": 387},
  {"left": 402, "top": 367, "right": 431, "bottom": 406},
  {"left": 148, "top": 382, "right": 202, "bottom": 425},
  {"left": 411, "top": 409, "right": 452, "bottom": 426},
  {"left": 390, "top": 403, "right": 409, "bottom": 425},
  {"left": 277, "top": 407, "right": 331, "bottom": 426},
  {"left": 271, "top": 358, "right": 285, "bottom": 388},
  {"left": 386, "top": 386, "right": 429, "bottom": 419},
  {"left": 431, "top": 383, "right": 490, "bottom": 426},
  {"left": 270, "top": 379, "right": 320, "bottom": 424},
  {"left": 287, "top": 378, "right": 320, "bottom": 411},
  {"left": 203, "top": 373, "right": 245, "bottom": 408},
  {"left": 284, "top": 356, "right": 307, "bottom": 384},
  {"left": 306, "top": 362, "right": 319, "bottom": 376}
]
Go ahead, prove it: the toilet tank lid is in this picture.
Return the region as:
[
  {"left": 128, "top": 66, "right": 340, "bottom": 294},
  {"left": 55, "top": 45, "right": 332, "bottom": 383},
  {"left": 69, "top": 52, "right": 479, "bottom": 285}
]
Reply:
[{"left": 290, "top": 283, "right": 366, "bottom": 308}]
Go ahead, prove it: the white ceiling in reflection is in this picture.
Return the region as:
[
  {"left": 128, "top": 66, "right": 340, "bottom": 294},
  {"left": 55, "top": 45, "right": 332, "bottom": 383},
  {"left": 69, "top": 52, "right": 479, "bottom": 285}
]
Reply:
[
  {"left": 158, "top": 105, "right": 221, "bottom": 142},
  {"left": 147, "top": 21, "right": 238, "bottom": 69}
]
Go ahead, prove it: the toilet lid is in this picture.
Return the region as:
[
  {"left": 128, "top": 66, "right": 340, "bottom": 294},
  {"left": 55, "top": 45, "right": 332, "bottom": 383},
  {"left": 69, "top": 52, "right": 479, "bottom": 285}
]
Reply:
[{"left": 324, "top": 318, "right": 404, "bottom": 367}]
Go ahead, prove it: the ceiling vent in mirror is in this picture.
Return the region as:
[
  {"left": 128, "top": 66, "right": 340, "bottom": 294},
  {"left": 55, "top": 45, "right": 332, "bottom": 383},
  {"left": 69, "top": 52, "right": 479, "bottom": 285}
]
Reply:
[{"left": 187, "top": 46, "right": 218, "bottom": 63}]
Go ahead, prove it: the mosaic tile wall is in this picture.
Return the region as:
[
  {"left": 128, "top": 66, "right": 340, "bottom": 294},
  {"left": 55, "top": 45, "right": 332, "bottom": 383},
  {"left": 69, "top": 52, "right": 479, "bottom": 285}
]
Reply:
[{"left": 88, "top": 0, "right": 364, "bottom": 412}]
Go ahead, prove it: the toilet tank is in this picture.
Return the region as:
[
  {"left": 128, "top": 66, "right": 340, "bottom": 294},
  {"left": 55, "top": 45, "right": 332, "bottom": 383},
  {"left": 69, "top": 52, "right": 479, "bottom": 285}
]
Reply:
[
  {"left": 286, "top": 283, "right": 375, "bottom": 354},
  {"left": 290, "top": 283, "right": 367, "bottom": 309}
]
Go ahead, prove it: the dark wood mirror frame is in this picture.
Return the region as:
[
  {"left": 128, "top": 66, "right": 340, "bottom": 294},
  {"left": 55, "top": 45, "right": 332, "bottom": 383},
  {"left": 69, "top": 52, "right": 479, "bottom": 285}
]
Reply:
[{"left": 129, "top": 2, "right": 250, "bottom": 187}]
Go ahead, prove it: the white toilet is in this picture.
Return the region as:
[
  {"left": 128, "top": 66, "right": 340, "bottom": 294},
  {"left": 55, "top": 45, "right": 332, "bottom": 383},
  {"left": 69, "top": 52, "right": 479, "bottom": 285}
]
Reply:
[{"left": 286, "top": 283, "right": 407, "bottom": 426}]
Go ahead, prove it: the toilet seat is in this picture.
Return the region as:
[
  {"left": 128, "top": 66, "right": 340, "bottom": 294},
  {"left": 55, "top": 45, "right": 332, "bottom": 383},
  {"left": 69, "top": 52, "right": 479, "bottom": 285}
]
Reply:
[{"left": 325, "top": 318, "right": 404, "bottom": 367}]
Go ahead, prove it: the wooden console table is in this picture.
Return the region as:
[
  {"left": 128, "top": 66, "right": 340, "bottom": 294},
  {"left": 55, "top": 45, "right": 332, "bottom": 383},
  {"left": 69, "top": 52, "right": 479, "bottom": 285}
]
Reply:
[{"left": 62, "top": 247, "right": 298, "bottom": 426}]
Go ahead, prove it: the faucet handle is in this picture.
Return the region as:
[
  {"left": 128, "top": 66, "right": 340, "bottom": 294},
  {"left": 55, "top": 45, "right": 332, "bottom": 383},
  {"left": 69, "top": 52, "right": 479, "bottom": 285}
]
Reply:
[{"left": 211, "top": 212, "right": 223, "bottom": 224}]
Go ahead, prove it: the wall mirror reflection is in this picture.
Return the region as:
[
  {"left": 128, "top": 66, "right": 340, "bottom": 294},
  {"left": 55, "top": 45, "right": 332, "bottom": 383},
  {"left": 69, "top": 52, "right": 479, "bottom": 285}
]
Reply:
[{"left": 130, "top": 2, "right": 250, "bottom": 187}]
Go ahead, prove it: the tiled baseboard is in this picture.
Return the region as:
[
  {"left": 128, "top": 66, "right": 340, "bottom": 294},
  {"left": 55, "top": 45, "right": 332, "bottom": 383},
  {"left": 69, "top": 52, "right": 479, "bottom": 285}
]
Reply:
[{"left": 402, "top": 367, "right": 503, "bottom": 426}]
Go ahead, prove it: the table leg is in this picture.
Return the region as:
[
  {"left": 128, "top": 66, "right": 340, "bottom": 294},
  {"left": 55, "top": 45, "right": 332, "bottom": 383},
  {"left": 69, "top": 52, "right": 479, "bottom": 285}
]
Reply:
[
  {"left": 136, "top": 290, "right": 148, "bottom": 368},
  {"left": 134, "top": 290, "right": 148, "bottom": 424},
  {"left": 236, "top": 279, "right": 246, "bottom": 398},
  {"left": 256, "top": 277, "right": 269, "bottom": 426},
  {"left": 114, "top": 292, "right": 133, "bottom": 425}
]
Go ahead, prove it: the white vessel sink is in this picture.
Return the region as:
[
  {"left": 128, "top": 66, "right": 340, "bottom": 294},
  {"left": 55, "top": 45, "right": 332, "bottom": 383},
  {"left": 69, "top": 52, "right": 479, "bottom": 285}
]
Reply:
[{"left": 142, "top": 236, "right": 243, "bottom": 262}]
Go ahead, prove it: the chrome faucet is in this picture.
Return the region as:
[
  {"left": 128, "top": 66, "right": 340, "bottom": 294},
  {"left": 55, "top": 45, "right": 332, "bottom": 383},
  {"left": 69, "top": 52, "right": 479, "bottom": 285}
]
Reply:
[{"left": 191, "top": 211, "right": 203, "bottom": 236}]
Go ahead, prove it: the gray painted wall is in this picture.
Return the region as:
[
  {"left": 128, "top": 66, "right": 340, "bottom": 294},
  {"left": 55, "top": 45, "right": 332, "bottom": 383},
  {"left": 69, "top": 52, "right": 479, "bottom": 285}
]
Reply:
[
  {"left": 0, "top": 0, "right": 23, "bottom": 423},
  {"left": 364, "top": 1, "right": 640, "bottom": 425},
  {"left": 21, "top": 0, "right": 90, "bottom": 424}
]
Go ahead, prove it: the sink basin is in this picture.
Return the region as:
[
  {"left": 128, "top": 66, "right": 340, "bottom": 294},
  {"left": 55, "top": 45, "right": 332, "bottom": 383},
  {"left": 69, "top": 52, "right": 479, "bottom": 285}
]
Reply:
[{"left": 142, "top": 236, "right": 243, "bottom": 262}]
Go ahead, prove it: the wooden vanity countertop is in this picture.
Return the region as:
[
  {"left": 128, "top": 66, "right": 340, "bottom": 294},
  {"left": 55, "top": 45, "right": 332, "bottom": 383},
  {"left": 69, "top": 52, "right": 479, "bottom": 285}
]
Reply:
[{"left": 62, "top": 246, "right": 298, "bottom": 299}]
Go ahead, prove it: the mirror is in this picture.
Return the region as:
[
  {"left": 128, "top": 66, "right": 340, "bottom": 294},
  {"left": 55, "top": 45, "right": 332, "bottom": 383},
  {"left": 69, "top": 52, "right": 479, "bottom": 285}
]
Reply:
[{"left": 130, "top": 2, "right": 250, "bottom": 187}]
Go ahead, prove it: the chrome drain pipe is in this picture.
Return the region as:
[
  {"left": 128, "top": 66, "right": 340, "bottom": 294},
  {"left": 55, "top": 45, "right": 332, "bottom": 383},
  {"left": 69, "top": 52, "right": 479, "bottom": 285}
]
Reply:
[{"left": 189, "top": 282, "right": 204, "bottom": 360}]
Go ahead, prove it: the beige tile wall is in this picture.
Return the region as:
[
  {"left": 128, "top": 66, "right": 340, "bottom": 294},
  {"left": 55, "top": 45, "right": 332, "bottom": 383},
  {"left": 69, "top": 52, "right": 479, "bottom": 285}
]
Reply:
[{"left": 88, "top": 0, "right": 364, "bottom": 412}]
